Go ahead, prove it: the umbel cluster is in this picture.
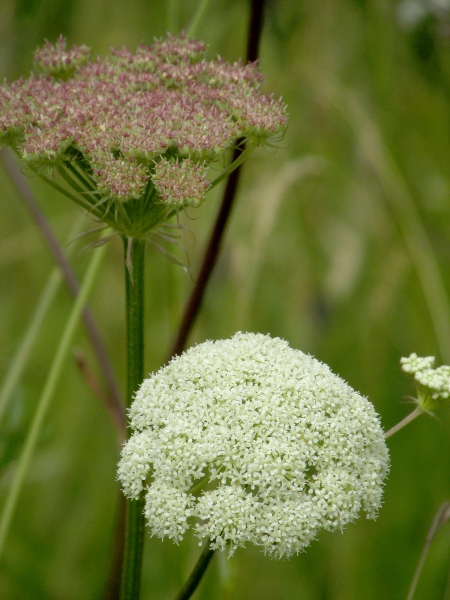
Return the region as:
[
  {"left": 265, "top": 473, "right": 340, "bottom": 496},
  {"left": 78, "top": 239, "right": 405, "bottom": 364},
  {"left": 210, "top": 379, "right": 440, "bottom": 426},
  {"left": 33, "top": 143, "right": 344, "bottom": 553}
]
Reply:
[
  {"left": 118, "top": 333, "right": 390, "bottom": 558},
  {"left": 0, "top": 35, "right": 287, "bottom": 237}
]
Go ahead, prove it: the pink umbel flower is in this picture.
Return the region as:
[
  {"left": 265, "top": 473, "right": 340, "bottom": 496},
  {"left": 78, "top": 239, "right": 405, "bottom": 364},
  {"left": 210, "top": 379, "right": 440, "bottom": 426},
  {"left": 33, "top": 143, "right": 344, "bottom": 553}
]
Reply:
[{"left": 1, "top": 35, "right": 287, "bottom": 237}]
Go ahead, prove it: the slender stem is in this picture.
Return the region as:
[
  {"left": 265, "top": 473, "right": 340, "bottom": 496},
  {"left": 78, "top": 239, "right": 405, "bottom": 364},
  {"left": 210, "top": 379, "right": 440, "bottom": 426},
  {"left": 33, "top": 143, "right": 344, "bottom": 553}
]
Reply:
[
  {"left": 104, "top": 493, "right": 127, "bottom": 600},
  {"left": 0, "top": 268, "right": 61, "bottom": 421},
  {"left": 174, "top": 542, "right": 215, "bottom": 600},
  {"left": 65, "top": 158, "right": 97, "bottom": 192},
  {"left": 40, "top": 173, "right": 94, "bottom": 212},
  {"left": 168, "top": 0, "right": 267, "bottom": 359},
  {"left": 246, "top": 0, "right": 266, "bottom": 62},
  {"left": 57, "top": 163, "right": 90, "bottom": 195},
  {"left": 0, "top": 234, "right": 109, "bottom": 559},
  {"left": 384, "top": 407, "right": 421, "bottom": 439},
  {"left": 406, "top": 501, "right": 450, "bottom": 600},
  {"left": 167, "top": 143, "right": 244, "bottom": 358},
  {"left": 0, "top": 217, "right": 103, "bottom": 424},
  {"left": 119, "top": 236, "right": 146, "bottom": 600},
  {"left": 209, "top": 145, "right": 254, "bottom": 190},
  {"left": 185, "top": 0, "right": 212, "bottom": 38},
  {"left": 0, "top": 149, "right": 125, "bottom": 436}
]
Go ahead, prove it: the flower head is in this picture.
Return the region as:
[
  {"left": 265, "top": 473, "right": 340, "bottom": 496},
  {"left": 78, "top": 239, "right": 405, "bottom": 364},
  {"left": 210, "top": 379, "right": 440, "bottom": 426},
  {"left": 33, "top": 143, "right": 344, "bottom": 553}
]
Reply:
[
  {"left": 33, "top": 35, "right": 91, "bottom": 79},
  {"left": 401, "top": 353, "right": 450, "bottom": 410},
  {"left": 118, "top": 332, "right": 389, "bottom": 558},
  {"left": 0, "top": 36, "right": 287, "bottom": 237}
]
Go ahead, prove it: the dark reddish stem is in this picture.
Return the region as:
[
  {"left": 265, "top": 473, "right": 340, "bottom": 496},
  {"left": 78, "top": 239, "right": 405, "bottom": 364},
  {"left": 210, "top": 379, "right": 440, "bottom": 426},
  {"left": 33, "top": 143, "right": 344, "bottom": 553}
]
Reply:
[
  {"left": 246, "top": 0, "right": 266, "bottom": 62},
  {"left": 168, "top": 0, "right": 267, "bottom": 360},
  {"left": 168, "top": 144, "right": 242, "bottom": 358}
]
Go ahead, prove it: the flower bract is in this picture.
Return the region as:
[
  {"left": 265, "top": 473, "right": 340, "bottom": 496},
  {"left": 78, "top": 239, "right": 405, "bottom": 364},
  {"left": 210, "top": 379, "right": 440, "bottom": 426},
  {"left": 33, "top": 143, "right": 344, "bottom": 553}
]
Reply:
[{"left": 118, "top": 332, "right": 389, "bottom": 558}]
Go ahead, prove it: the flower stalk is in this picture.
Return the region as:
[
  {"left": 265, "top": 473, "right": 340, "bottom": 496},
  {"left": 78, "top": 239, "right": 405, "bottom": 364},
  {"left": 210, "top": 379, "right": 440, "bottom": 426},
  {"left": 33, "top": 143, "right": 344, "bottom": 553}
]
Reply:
[
  {"left": 384, "top": 352, "right": 450, "bottom": 441},
  {"left": 167, "top": 0, "right": 268, "bottom": 359},
  {"left": 174, "top": 541, "right": 215, "bottom": 600},
  {"left": 120, "top": 236, "right": 146, "bottom": 599},
  {"left": 384, "top": 407, "right": 422, "bottom": 439}
]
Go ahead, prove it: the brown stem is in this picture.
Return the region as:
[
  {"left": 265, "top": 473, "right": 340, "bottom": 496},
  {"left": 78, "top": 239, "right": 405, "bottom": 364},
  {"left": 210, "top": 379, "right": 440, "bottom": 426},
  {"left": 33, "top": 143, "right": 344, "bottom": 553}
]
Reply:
[
  {"left": 246, "top": 0, "right": 266, "bottom": 62},
  {"left": 168, "top": 144, "right": 243, "bottom": 358},
  {"left": 103, "top": 492, "right": 126, "bottom": 600},
  {"left": 168, "top": 0, "right": 267, "bottom": 359}
]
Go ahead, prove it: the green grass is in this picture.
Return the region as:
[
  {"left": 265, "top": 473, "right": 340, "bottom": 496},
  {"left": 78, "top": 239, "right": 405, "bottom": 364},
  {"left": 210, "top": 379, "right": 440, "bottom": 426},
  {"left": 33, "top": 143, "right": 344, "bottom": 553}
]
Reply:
[{"left": 1, "top": 0, "right": 450, "bottom": 598}]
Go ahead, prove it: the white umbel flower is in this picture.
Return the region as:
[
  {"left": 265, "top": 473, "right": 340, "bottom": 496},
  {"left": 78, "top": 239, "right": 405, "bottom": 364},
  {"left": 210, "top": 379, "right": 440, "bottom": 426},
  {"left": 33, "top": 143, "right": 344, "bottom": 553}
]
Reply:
[
  {"left": 400, "top": 353, "right": 435, "bottom": 375},
  {"left": 401, "top": 352, "right": 450, "bottom": 408},
  {"left": 118, "top": 332, "right": 389, "bottom": 558}
]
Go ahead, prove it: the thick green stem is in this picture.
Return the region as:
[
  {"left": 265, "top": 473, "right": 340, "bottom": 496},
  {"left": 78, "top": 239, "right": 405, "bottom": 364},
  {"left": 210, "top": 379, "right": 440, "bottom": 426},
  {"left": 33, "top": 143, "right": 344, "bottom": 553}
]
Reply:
[{"left": 120, "top": 236, "right": 146, "bottom": 600}]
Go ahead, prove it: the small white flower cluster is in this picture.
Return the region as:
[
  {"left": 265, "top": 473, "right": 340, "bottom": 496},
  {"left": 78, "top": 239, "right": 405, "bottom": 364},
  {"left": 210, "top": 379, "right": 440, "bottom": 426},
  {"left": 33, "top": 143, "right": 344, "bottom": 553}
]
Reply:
[
  {"left": 118, "top": 332, "right": 389, "bottom": 558},
  {"left": 401, "top": 353, "right": 450, "bottom": 402},
  {"left": 400, "top": 354, "right": 435, "bottom": 375}
]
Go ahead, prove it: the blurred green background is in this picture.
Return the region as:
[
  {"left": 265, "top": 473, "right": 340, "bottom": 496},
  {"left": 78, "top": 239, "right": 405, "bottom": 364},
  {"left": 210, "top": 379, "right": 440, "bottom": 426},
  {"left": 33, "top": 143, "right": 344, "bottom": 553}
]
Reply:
[{"left": 1, "top": 0, "right": 450, "bottom": 598}]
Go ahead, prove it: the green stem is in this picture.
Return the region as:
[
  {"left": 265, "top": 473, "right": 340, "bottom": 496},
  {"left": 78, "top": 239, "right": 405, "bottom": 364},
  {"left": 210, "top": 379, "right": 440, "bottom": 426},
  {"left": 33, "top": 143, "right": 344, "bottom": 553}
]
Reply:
[
  {"left": 209, "top": 145, "right": 254, "bottom": 190},
  {"left": 39, "top": 173, "right": 94, "bottom": 214},
  {"left": 0, "top": 214, "right": 86, "bottom": 423},
  {"left": 64, "top": 160, "right": 97, "bottom": 193},
  {"left": 174, "top": 541, "right": 215, "bottom": 600},
  {"left": 185, "top": 0, "right": 212, "bottom": 38},
  {"left": 0, "top": 269, "right": 61, "bottom": 422},
  {"left": 384, "top": 407, "right": 421, "bottom": 439},
  {"left": 406, "top": 501, "right": 450, "bottom": 600},
  {"left": 0, "top": 232, "right": 109, "bottom": 559},
  {"left": 120, "top": 236, "right": 146, "bottom": 600}
]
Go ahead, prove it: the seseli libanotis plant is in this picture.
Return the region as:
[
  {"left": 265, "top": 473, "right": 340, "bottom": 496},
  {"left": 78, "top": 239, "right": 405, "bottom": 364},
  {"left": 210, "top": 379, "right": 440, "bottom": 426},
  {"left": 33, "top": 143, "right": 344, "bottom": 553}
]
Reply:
[
  {"left": 0, "top": 35, "right": 287, "bottom": 240},
  {"left": 118, "top": 332, "right": 390, "bottom": 559}
]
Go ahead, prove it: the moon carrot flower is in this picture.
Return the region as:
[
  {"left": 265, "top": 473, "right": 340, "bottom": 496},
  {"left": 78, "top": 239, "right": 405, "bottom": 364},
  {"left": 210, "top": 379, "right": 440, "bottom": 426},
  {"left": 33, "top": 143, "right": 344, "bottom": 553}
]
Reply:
[{"left": 118, "top": 332, "right": 389, "bottom": 558}]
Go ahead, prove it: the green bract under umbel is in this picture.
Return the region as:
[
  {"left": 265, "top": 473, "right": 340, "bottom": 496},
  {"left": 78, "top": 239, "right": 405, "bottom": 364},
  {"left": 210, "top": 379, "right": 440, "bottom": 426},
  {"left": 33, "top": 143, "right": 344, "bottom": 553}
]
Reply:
[
  {"left": 401, "top": 353, "right": 450, "bottom": 411},
  {"left": 118, "top": 332, "right": 390, "bottom": 558},
  {"left": 0, "top": 35, "right": 287, "bottom": 238}
]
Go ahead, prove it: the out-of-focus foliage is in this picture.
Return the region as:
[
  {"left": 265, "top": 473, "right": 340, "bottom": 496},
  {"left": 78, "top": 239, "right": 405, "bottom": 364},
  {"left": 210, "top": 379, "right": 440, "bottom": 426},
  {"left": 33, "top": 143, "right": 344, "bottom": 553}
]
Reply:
[{"left": 0, "top": 0, "right": 449, "bottom": 598}]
